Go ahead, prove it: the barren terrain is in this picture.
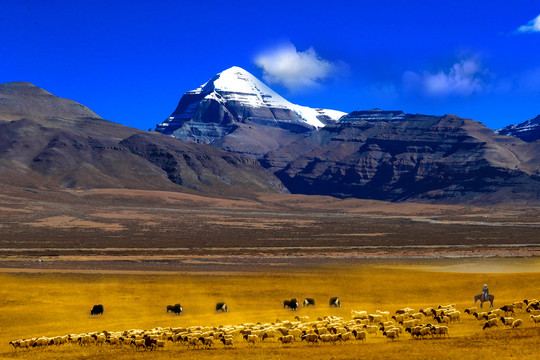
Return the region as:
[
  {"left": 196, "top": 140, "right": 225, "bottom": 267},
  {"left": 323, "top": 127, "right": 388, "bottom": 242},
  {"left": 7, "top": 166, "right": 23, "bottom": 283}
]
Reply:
[{"left": 1, "top": 186, "right": 539, "bottom": 274}]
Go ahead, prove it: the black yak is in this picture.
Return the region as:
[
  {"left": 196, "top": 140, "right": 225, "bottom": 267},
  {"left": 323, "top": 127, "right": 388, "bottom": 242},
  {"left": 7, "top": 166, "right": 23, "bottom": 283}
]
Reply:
[
  {"left": 216, "top": 302, "right": 229, "bottom": 312},
  {"left": 166, "top": 303, "right": 183, "bottom": 315},
  {"left": 90, "top": 304, "right": 104, "bottom": 315},
  {"left": 283, "top": 298, "right": 299, "bottom": 310},
  {"left": 329, "top": 297, "right": 341, "bottom": 307}
]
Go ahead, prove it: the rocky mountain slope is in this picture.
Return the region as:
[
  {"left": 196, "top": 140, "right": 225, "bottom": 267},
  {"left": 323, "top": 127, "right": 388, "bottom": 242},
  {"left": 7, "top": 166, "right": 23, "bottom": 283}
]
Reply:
[
  {"left": 496, "top": 115, "right": 540, "bottom": 143},
  {"left": 0, "top": 81, "right": 99, "bottom": 121},
  {"left": 3, "top": 80, "right": 540, "bottom": 204},
  {"left": 0, "top": 82, "right": 286, "bottom": 196},
  {"left": 155, "top": 66, "right": 345, "bottom": 157},
  {"left": 261, "top": 109, "right": 540, "bottom": 203}
]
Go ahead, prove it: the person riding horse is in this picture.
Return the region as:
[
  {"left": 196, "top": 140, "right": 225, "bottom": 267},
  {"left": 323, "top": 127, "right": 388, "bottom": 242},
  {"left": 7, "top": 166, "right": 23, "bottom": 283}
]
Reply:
[{"left": 475, "top": 284, "right": 494, "bottom": 308}]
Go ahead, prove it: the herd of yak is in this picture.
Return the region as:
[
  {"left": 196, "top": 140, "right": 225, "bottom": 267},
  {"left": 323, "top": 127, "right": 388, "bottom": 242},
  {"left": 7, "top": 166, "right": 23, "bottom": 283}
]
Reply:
[{"left": 84, "top": 297, "right": 341, "bottom": 317}]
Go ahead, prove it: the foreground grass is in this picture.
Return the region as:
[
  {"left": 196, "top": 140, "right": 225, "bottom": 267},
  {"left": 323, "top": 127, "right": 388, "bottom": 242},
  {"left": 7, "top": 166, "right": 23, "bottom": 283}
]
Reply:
[{"left": 0, "top": 261, "right": 539, "bottom": 359}]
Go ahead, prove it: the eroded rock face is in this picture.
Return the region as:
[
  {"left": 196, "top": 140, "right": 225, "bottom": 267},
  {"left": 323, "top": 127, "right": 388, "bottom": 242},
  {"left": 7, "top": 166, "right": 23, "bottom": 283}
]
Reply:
[
  {"left": 497, "top": 115, "right": 540, "bottom": 143},
  {"left": 120, "top": 133, "right": 287, "bottom": 195},
  {"left": 155, "top": 66, "right": 345, "bottom": 157},
  {"left": 262, "top": 110, "right": 540, "bottom": 203}
]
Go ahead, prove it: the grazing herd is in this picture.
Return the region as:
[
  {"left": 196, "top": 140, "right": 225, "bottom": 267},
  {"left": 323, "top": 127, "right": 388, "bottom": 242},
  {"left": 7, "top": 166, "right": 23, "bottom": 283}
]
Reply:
[
  {"left": 96, "top": 297, "right": 338, "bottom": 320},
  {"left": 466, "top": 299, "right": 540, "bottom": 331},
  {"left": 10, "top": 297, "right": 538, "bottom": 352}
]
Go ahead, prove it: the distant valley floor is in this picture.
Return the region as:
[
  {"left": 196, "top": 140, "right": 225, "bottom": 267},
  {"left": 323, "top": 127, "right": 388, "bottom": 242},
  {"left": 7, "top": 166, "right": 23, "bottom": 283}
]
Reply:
[{"left": 0, "top": 187, "right": 539, "bottom": 273}]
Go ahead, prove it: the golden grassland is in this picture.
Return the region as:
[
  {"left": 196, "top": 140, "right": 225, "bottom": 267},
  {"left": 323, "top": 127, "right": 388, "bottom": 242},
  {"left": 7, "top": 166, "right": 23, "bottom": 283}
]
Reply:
[{"left": 0, "top": 260, "right": 539, "bottom": 359}]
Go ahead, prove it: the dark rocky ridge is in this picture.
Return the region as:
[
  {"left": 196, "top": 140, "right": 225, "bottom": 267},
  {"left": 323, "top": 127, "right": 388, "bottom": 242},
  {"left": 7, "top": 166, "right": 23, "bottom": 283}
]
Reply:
[
  {"left": 120, "top": 132, "right": 287, "bottom": 194},
  {"left": 262, "top": 110, "right": 540, "bottom": 204}
]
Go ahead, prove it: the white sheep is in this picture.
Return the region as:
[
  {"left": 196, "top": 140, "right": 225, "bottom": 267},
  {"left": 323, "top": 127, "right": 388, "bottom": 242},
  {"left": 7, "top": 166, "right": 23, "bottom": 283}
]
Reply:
[
  {"left": 244, "top": 334, "right": 258, "bottom": 346},
  {"left": 362, "top": 325, "right": 377, "bottom": 334},
  {"left": 351, "top": 310, "right": 368, "bottom": 319},
  {"left": 106, "top": 337, "right": 121, "bottom": 346},
  {"left": 383, "top": 329, "right": 399, "bottom": 341},
  {"left": 94, "top": 334, "right": 106, "bottom": 346},
  {"left": 301, "top": 333, "right": 318, "bottom": 345},
  {"left": 482, "top": 318, "right": 499, "bottom": 330},
  {"left": 431, "top": 326, "right": 449, "bottom": 338},
  {"left": 319, "top": 334, "right": 338, "bottom": 344},
  {"left": 220, "top": 337, "right": 234, "bottom": 347},
  {"left": 511, "top": 319, "right": 523, "bottom": 328},
  {"left": 277, "top": 335, "right": 294, "bottom": 345},
  {"left": 474, "top": 312, "right": 487, "bottom": 320},
  {"left": 198, "top": 336, "right": 213, "bottom": 349},
  {"left": 186, "top": 336, "right": 199, "bottom": 349},
  {"left": 353, "top": 330, "right": 367, "bottom": 341},
  {"left": 376, "top": 310, "right": 390, "bottom": 320},
  {"left": 513, "top": 301, "right": 525, "bottom": 311},
  {"left": 447, "top": 311, "right": 461, "bottom": 322},
  {"left": 531, "top": 314, "right": 540, "bottom": 325},
  {"left": 34, "top": 337, "right": 51, "bottom": 348},
  {"left": 338, "top": 332, "right": 354, "bottom": 342},
  {"left": 464, "top": 307, "right": 477, "bottom": 315}
]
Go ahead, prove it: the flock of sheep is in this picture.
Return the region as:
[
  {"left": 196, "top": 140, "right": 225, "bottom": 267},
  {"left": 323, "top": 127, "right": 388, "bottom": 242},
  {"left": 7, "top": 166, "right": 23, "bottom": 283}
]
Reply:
[
  {"left": 9, "top": 298, "right": 539, "bottom": 351},
  {"left": 464, "top": 299, "right": 540, "bottom": 330}
]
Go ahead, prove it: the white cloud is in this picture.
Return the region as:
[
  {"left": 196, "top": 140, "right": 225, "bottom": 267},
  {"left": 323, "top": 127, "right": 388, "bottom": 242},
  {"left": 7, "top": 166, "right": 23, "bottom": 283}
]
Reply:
[
  {"left": 516, "top": 14, "right": 540, "bottom": 33},
  {"left": 403, "top": 59, "right": 486, "bottom": 97},
  {"left": 254, "top": 41, "right": 344, "bottom": 92}
]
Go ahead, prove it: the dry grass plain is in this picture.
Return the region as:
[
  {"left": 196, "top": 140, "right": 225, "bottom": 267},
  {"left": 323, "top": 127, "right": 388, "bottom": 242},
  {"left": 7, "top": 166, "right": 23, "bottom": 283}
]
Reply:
[
  {"left": 1, "top": 260, "right": 539, "bottom": 360},
  {"left": 1, "top": 187, "right": 539, "bottom": 359}
]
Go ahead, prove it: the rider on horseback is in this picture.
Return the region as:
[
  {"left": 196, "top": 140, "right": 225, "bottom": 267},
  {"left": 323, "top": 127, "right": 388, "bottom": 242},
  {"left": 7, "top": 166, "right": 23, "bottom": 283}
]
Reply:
[{"left": 482, "top": 284, "right": 489, "bottom": 302}]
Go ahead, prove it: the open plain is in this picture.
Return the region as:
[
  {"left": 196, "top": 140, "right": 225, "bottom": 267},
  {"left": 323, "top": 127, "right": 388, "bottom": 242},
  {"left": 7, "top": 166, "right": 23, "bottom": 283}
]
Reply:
[
  {"left": 0, "top": 187, "right": 539, "bottom": 359},
  {"left": 1, "top": 260, "right": 539, "bottom": 360}
]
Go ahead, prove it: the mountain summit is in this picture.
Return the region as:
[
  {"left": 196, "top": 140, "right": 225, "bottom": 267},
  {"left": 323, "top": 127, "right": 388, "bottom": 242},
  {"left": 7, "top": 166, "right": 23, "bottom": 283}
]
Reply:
[{"left": 155, "top": 66, "right": 345, "bottom": 157}]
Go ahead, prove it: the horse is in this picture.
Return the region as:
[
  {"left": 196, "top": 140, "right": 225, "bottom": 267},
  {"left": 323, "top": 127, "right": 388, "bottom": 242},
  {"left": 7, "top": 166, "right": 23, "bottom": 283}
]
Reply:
[{"left": 474, "top": 293, "right": 494, "bottom": 308}]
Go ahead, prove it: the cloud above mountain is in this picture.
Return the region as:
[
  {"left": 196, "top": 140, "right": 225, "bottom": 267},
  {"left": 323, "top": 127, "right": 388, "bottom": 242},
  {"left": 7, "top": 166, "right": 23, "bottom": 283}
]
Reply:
[
  {"left": 254, "top": 41, "right": 344, "bottom": 92},
  {"left": 516, "top": 14, "right": 540, "bottom": 33},
  {"left": 403, "top": 58, "right": 486, "bottom": 97}
]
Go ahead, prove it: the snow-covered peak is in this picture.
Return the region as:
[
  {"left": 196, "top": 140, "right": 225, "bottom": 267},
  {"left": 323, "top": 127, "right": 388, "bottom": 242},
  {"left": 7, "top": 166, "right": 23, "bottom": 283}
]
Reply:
[
  {"left": 496, "top": 115, "right": 540, "bottom": 142},
  {"left": 190, "top": 66, "right": 344, "bottom": 128}
]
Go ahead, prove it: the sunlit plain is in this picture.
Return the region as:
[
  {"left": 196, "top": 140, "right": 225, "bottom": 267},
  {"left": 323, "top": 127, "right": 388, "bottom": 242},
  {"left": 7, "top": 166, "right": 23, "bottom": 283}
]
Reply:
[{"left": 1, "top": 260, "right": 539, "bottom": 359}]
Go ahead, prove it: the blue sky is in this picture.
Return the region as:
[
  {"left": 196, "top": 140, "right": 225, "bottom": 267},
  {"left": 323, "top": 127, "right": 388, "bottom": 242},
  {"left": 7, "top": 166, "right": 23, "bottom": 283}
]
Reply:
[{"left": 1, "top": 0, "right": 539, "bottom": 130}]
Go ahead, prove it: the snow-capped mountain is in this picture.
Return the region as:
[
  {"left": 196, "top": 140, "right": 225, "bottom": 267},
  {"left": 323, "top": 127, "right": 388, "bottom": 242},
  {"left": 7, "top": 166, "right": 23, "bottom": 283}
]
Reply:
[
  {"left": 496, "top": 115, "right": 540, "bottom": 142},
  {"left": 155, "top": 66, "right": 346, "bottom": 157}
]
